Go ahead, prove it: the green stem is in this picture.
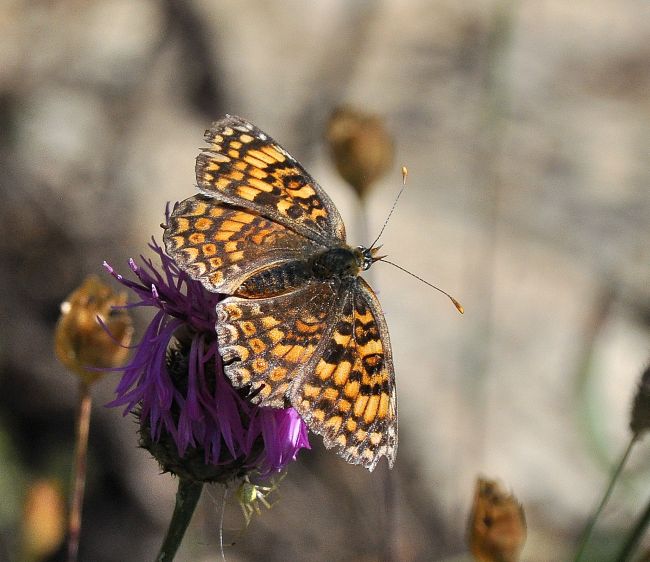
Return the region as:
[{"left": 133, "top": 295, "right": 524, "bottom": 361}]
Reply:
[
  {"left": 614, "top": 492, "right": 650, "bottom": 562},
  {"left": 573, "top": 435, "right": 637, "bottom": 562},
  {"left": 156, "top": 478, "right": 204, "bottom": 562}
]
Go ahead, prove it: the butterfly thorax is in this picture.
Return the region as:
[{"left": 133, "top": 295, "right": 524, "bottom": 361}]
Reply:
[
  {"left": 234, "top": 246, "right": 370, "bottom": 299},
  {"left": 311, "top": 246, "right": 367, "bottom": 279}
]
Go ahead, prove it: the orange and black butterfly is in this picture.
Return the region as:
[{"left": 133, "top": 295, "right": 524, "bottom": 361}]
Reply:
[{"left": 163, "top": 115, "right": 397, "bottom": 471}]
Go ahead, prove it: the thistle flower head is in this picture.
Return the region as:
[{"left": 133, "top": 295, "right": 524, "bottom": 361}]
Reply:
[{"left": 104, "top": 234, "right": 309, "bottom": 483}]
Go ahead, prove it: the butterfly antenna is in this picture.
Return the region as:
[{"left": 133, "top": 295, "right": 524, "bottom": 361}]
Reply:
[
  {"left": 379, "top": 258, "right": 464, "bottom": 314},
  {"left": 369, "top": 166, "right": 409, "bottom": 250}
]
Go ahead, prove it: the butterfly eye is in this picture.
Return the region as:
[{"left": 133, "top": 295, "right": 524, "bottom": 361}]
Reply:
[{"left": 357, "top": 247, "right": 374, "bottom": 271}]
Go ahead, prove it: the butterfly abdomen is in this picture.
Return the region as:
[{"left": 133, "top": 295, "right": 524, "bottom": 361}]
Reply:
[
  {"left": 235, "top": 261, "right": 313, "bottom": 298},
  {"left": 234, "top": 247, "right": 362, "bottom": 298}
]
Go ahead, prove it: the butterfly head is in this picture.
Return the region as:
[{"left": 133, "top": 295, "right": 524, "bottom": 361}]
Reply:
[{"left": 356, "top": 245, "right": 387, "bottom": 271}]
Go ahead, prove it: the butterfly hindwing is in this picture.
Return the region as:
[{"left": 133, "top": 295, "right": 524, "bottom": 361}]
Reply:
[
  {"left": 291, "top": 278, "right": 397, "bottom": 471},
  {"left": 215, "top": 282, "right": 338, "bottom": 408},
  {"left": 196, "top": 115, "right": 346, "bottom": 245}
]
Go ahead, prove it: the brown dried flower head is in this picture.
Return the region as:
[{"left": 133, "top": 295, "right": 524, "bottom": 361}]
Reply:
[
  {"left": 468, "top": 477, "right": 527, "bottom": 562},
  {"left": 55, "top": 274, "right": 132, "bottom": 384},
  {"left": 630, "top": 362, "right": 650, "bottom": 438},
  {"left": 326, "top": 106, "right": 393, "bottom": 198},
  {"left": 21, "top": 479, "right": 66, "bottom": 560}
]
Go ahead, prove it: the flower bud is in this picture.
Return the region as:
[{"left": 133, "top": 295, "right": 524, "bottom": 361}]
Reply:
[
  {"left": 630, "top": 362, "right": 650, "bottom": 438},
  {"left": 468, "top": 477, "right": 527, "bottom": 562},
  {"left": 55, "top": 275, "right": 133, "bottom": 384},
  {"left": 326, "top": 106, "right": 393, "bottom": 198}
]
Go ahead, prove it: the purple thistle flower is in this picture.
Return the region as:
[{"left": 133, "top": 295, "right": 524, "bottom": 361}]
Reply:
[{"left": 104, "top": 237, "right": 309, "bottom": 482}]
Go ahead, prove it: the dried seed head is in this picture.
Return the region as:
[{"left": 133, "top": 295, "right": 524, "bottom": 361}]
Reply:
[
  {"left": 468, "top": 477, "right": 527, "bottom": 562},
  {"left": 326, "top": 106, "right": 393, "bottom": 198},
  {"left": 55, "top": 275, "right": 133, "bottom": 384},
  {"left": 630, "top": 362, "right": 650, "bottom": 438},
  {"left": 21, "top": 479, "right": 66, "bottom": 560}
]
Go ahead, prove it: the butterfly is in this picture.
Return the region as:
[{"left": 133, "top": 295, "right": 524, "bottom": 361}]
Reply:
[{"left": 163, "top": 115, "right": 397, "bottom": 471}]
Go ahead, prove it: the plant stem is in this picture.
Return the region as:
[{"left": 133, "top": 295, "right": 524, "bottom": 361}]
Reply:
[
  {"left": 614, "top": 492, "right": 650, "bottom": 562},
  {"left": 156, "top": 478, "right": 204, "bottom": 562},
  {"left": 573, "top": 435, "right": 637, "bottom": 562},
  {"left": 67, "top": 381, "right": 92, "bottom": 562}
]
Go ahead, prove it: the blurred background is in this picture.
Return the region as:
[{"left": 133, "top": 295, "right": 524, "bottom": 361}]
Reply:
[{"left": 1, "top": 1, "right": 649, "bottom": 560}]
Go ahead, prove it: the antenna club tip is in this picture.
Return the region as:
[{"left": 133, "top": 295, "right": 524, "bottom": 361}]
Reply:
[
  {"left": 451, "top": 297, "right": 464, "bottom": 315},
  {"left": 401, "top": 166, "right": 408, "bottom": 182}
]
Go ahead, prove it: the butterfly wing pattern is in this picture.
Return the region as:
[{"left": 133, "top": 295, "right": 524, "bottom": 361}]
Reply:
[
  {"left": 291, "top": 278, "right": 397, "bottom": 469},
  {"left": 195, "top": 115, "right": 346, "bottom": 244},
  {"left": 215, "top": 282, "right": 336, "bottom": 409},
  {"left": 164, "top": 196, "right": 323, "bottom": 295},
  {"left": 164, "top": 115, "right": 397, "bottom": 471}
]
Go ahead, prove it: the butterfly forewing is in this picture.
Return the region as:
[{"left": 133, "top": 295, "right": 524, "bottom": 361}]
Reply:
[
  {"left": 196, "top": 115, "right": 346, "bottom": 245},
  {"left": 291, "top": 278, "right": 397, "bottom": 470},
  {"left": 164, "top": 195, "right": 323, "bottom": 294}
]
